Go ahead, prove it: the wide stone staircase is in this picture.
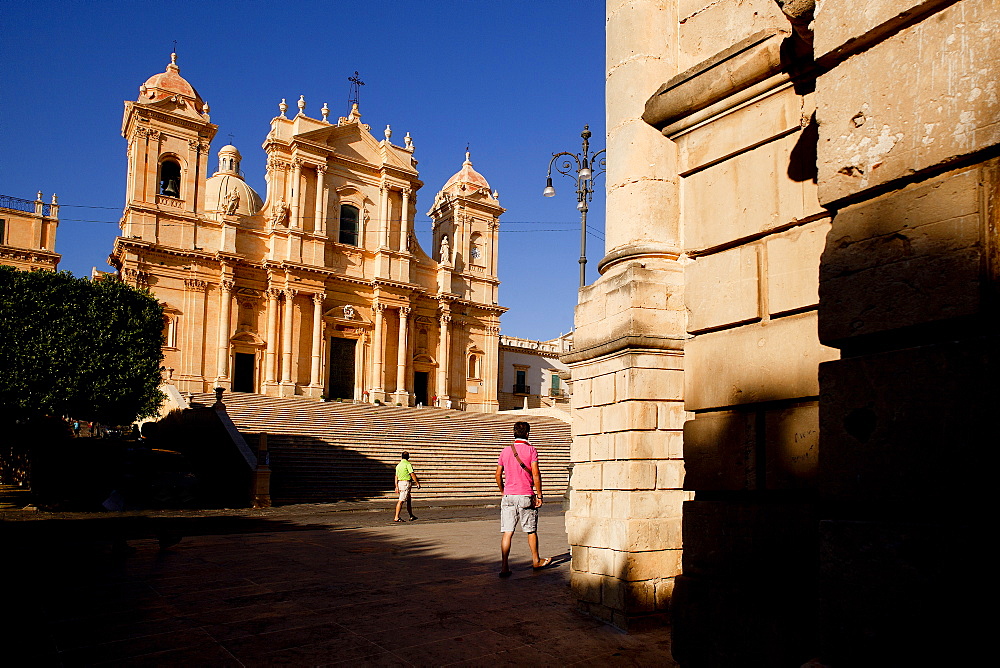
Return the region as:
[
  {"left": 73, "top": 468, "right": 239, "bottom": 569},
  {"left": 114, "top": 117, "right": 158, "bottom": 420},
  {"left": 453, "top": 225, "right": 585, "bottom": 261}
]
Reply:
[{"left": 190, "top": 393, "right": 572, "bottom": 506}]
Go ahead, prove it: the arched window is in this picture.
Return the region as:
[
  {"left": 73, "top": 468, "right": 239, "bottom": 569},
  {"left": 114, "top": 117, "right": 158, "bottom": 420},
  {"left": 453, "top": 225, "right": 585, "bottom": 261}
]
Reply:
[
  {"left": 468, "top": 353, "right": 480, "bottom": 379},
  {"left": 159, "top": 159, "right": 182, "bottom": 198},
  {"left": 339, "top": 204, "right": 359, "bottom": 246}
]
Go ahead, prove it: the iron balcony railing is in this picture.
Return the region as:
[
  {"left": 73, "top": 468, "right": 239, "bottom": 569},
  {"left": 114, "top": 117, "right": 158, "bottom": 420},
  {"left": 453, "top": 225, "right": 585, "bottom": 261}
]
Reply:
[
  {"left": 0, "top": 194, "right": 52, "bottom": 217},
  {"left": 513, "top": 384, "right": 531, "bottom": 395}
]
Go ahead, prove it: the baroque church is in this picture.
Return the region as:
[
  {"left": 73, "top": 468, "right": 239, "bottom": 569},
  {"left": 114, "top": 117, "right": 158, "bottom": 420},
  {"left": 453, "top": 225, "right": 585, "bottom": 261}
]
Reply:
[{"left": 110, "top": 54, "right": 506, "bottom": 411}]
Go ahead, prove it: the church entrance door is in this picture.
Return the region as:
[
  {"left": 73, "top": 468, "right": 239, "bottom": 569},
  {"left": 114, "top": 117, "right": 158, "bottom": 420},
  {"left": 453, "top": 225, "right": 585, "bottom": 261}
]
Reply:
[
  {"left": 233, "top": 352, "right": 256, "bottom": 392},
  {"left": 328, "top": 337, "right": 356, "bottom": 400},
  {"left": 414, "top": 371, "right": 429, "bottom": 406}
]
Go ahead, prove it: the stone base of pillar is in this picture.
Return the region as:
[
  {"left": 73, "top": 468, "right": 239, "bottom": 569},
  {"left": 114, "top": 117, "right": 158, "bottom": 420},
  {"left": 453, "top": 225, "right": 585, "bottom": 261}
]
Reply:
[
  {"left": 371, "top": 389, "right": 388, "bottom": 404},
  {"left": 391, "top": 390, "right": 410, "bottom": 407},
  {"left": 278, "top": 382, "right": 296, "bottom": 398},
  {"left": 303, "top": 385, "right": 325, "bottom": 399},
  {"left": 213, "top": 377, "right": 232, "bottom": 390}
]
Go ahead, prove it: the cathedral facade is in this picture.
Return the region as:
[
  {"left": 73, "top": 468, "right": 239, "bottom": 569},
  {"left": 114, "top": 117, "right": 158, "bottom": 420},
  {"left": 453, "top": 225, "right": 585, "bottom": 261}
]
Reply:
[{"left": 110, "top": 54, "right": 505, "bottom": 411}]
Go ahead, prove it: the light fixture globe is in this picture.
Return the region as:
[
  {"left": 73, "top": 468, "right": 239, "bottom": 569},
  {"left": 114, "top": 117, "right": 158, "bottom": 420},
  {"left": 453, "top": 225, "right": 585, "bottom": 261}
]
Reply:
[{"left": 543, "top": 177, "right": 556, "bottom": 197}]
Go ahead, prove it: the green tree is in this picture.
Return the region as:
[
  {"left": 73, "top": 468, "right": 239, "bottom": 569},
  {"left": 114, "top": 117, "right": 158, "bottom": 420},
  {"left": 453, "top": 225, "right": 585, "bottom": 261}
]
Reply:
[{"left": 0, "top": 267, "right": 165, "bottom": 424}]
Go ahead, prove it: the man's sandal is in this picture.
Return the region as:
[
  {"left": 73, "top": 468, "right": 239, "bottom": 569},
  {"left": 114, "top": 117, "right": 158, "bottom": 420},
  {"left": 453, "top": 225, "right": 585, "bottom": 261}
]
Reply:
[{"left": 532, "top": 558, "right": 554, "bottom": 570}]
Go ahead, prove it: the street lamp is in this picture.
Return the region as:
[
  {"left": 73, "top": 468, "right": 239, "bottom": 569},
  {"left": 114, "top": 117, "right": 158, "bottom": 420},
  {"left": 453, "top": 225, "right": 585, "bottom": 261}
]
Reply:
[{"left": 543, "top": 125, "right": 606, "bottom": 288}]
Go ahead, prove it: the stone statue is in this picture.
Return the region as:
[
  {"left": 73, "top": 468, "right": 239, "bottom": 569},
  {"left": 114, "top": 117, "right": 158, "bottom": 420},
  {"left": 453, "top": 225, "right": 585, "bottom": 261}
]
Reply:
[
  {"left": 440, "top": 235, "right": 450, "bottom": 263},
  {"left": 269, "top": 199, "right": 288, "bottom": 226},
  {"left": 224, "top": 188, "right": 240, "bottom": 215}
]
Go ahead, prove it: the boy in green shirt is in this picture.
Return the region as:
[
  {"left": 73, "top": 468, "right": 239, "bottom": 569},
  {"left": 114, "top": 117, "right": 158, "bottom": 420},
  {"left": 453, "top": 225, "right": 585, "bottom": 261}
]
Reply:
[{"left": 393, "top": 452, "right": 421, "bottom": 522}]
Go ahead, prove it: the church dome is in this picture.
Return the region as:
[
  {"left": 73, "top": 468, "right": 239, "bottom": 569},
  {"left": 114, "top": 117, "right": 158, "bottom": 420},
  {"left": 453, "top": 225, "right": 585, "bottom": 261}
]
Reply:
[
  {"left": 205, "top": 173, "right": 263, "bottom": 217},
  {"left": 138, "top": 53, "right": 207, "bottom": 112},
  {"left": 443, "top": 151, "right": 491, "bottom": 191}
]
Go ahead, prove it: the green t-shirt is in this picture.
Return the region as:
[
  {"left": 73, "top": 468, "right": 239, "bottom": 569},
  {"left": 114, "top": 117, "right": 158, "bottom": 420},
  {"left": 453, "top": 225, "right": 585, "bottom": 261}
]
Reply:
[{"left": 396, "top": 459, "right": 414, "bottom": 481}]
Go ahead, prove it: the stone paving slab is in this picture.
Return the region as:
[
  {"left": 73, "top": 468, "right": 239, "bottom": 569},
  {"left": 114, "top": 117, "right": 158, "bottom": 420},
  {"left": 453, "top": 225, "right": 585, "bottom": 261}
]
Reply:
[{"left": 3, "top": 506, "right": 676, "bottom": 666}]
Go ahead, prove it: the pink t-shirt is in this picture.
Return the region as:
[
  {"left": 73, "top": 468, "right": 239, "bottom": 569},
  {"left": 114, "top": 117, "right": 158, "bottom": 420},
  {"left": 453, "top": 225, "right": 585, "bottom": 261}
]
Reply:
[{"left": 498, "top": 439, "right": 538, "bottom": 495}]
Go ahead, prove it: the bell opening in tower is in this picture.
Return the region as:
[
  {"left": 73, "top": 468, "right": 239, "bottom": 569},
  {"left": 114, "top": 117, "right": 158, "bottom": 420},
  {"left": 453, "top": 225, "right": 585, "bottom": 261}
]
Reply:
[{"left": 159, "top": 159, "right": 182, "bottom": 198}]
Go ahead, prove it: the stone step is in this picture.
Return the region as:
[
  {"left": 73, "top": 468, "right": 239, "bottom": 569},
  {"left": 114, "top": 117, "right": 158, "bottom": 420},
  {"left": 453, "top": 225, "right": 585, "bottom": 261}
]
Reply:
[{"left": 193, "top": 393, "right": 572, "bottom": 505}]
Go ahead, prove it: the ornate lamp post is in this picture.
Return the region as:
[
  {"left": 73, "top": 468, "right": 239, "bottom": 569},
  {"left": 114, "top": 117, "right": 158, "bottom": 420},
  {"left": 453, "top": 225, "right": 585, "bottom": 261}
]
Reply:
[{"left": 543, "top": 125, "right": 606, "bottom": 288}]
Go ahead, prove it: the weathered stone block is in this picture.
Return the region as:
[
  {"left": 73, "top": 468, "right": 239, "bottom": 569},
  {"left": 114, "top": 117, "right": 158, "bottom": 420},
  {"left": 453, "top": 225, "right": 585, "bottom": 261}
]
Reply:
[
  {"left": 571, "top": 545, "right": 589, "bottom": 573},
  {"left": 570, "top": 463, "right": 603, "bottom": 491},
  {"left": 589, "top": 547, "right": 617, "bottom": 577},
  {"left": 606, "top": 178, "right": 682, "bottom": 249},
  {"left": 602, "top": 461, "right": 657, "bottom": 491},
  {"left": 567, "top": 516, "right": 612, "bottom": 550},
  {"left": 764, "top": 402, "right": 819, "bottom": 489},
  {"left": 571, "top": 571, "right": 603, "bottom": 604},
  {"left": 685, "top": 313, "right": 838, "bottom": 411},
  {"left": 814, "top": 0, "right": 963, "bottom": 63},
  {"left": 683, "top": 410, "right": 756, "bottom": 491},
  {"left": 656, "top": 460, "right": 686, "bottom": 490},
  {"left": 615, "top": 429, "right": 684, "bottom": 460},
  {"left": 570, "top": 435, "right": 590, "bottom": 463},
  {"left": 603, "top": 578, "right": 657, "bottom": 613},
  {"left": 818, "top": 340, "right": 994, "bottom": 514},
  {"left": 657, "top": 401, "right": 688, "bottom": 430},
  {"left": 616, "top": 549, "right": 684, "bottom": 582},
  {"left": 816, "top": 0, "right": 1000, "bottom": 203},
  {"left": 589, "top": 433, "right": 615, "bottom": 461},
  {"left": 590, "top": 372, "right": 616, "bottom": 407},
  {"left": 610, "top": 517, "right": 683, "bottom": 552},
  {"left": 686, "top": 245, "right": 760, "bottom": 332},
  {"left": 677, "top": 0, "right": 787, "bottom": 71},
  {"left": 684, "top": 132, "right": 822, "bottom": 251},
  {"left": 615, "top": 367, "right": 684, "bottom": 401},
  {"left": 572, "top": 406, "right": 602, "bottom": 437},
  {"left": 677, "top": 86, "right": 804, "bottom": 174},
  {"left": 569, "top": 490, "right": 591, "bottom": 518},
  {"left": 590, "top": 491, "right": 614, "bottom": 519},
  {"left": 766, "top": 218, "right": 831, "bottom": 316},
  {"left": 612, "top": 489, "right": 686, "bottom": 519},
  {"left": 603, "top": 400, "right": 658, "bottom": 433},
  {"left": 819, "top": 170, "right": 983, "bottom": 343},
  {"left": 571, "top": 377, "right": 592, "bottom": 409}
]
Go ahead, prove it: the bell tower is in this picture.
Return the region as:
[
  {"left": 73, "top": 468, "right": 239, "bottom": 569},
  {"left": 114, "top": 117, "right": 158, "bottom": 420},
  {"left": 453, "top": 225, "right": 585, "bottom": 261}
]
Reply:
[
  {"left": 120, "top": 52, "right": 217, "bottom": 247},
  {"left": 427, "top": 150, "right": 504, "bottom": 304}
]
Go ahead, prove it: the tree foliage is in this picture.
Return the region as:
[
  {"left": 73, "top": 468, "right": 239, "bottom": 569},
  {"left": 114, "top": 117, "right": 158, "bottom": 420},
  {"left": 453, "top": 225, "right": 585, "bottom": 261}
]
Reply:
[{"left": 0, "top": 267, "right": 165, "bottom": 424}]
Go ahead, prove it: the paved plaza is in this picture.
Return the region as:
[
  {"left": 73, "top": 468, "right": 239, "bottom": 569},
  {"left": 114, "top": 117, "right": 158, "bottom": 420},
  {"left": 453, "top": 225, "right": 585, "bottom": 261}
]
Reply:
[{"left": 3, "top": 502, "right": 676, "bottom": 666}]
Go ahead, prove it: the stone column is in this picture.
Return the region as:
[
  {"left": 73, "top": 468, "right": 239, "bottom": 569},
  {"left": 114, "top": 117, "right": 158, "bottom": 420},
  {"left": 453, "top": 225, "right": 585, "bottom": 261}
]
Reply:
[
  {"left": 379, "top": 184, "right": 390, "bottom": 248},
  {"left": 315, "top": 165, "right": 327, "bottom": 235},
  {"left": 264, "top": 287, "right": 280, "bottom": 388},
  {"left": 400, "top": 188, "right": 411, "bottom": 251},
  {"left": 564, "top": 0, "right": 687, "bottom": 631},
  {"left": 310, "top": 292, "right": 325, "bottom": 393},
  {"left": 437, "top": 309, "right": 452, "bottom": 404},
  {"left": 280, "top": 288, "right": 297, "bottom": 394},
  {"left": 290, "top": 159, "right": 302, "bottom": 229},
  {"left": 483, "top": 324, "right": 500, "bottom": 411},
  {"left": 215, "top": 278, "right": 235, "bottom": 385},
  {"left": 371, "top": 302, "right": 386, "bottom": 400},
  {"left": 394, "top": 306, "right": 411, "bottom": 404}
]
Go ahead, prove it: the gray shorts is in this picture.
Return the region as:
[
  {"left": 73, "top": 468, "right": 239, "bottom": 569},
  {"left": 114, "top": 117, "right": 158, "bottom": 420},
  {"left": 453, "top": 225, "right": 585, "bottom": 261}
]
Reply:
[
  {"left": 397, "top": 480, "right": 412, "bottom": 500},
  {"left": 500, "top": 495, "right": 537, "bottom": 533}
]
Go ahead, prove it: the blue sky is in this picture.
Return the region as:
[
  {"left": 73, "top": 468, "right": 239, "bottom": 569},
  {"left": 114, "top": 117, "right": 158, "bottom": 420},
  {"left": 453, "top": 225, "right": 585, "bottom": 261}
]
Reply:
[{"left": 1, "top": 0, "right": 606, "bottom": 341}]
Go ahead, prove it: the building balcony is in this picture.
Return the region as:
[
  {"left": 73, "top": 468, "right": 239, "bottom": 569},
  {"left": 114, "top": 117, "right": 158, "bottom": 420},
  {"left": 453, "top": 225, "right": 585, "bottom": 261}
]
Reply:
[{"left": 512, "top": 384, "right": 530, "bottom": 395}]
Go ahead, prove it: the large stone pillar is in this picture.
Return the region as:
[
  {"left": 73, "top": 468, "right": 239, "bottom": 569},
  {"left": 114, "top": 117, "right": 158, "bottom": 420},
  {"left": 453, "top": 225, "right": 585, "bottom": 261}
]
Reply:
[
  {"left": 309, "top": 292, "right": 325, "bottom": 395},
  {"left": 483, "top": 324, "right": 501, "bottom": 412},
  {"left": 436, "top": 309, "right": 452, "bottom": 405},
  {"left": 264, "top": 287, "right": 280, "bottom": 389},
  {"left": 215, "top": 278, "right": 234, "bottom": 386},
  {"left": 400, "top": 189, "right": 410, "bottom": 249},
  {"left": 564, "top": 0, "right": 686, "bottom": 631},
  {"left": 279, "top": 288, "right": 297, "bottom": 395},
  {"left": 371, "top": 302, "right": 386, "bottom": 401},
  {"left": 393, "top": 306, "right": 411, "bottom": 405}
]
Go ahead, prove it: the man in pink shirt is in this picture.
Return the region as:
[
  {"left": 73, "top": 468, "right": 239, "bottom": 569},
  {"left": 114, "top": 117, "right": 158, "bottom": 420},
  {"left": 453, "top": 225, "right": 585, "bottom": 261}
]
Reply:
[{"left": 495, "top": 421, "right": 553, "bottom": 577}]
